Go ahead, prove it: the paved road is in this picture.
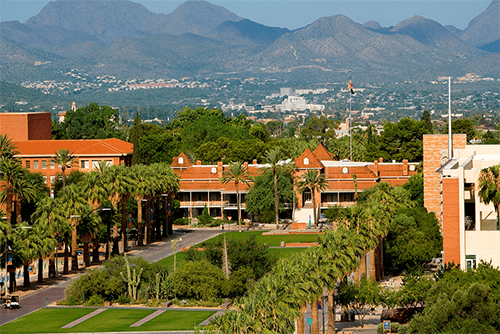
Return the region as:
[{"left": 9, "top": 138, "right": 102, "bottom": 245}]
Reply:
[{"left": 0, "top": 229, "right": 221, "bottom": 326}]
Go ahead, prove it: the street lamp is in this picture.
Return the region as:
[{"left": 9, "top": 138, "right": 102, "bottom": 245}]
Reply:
[{"left": 1, "top": 219, "right": 32, "bottom": 294}]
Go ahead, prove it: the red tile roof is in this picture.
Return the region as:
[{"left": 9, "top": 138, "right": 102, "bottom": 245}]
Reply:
[{"left": 14, "top": 138, "right": 133, "bottom": 157}]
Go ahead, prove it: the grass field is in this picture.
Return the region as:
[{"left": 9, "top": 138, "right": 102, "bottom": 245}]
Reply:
[
  {"left": 0, "top": 308, "right": 216, "bottom": 333},
  {"left": 157, "top": 230, "right": 319, "bottom": 270}
]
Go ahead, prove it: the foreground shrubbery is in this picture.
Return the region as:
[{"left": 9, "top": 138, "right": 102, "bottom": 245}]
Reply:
[{"left": 62, "top": 235, "right": 277, "bottom": 305}]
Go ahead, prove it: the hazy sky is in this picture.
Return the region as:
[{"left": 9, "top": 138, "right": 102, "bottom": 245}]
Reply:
[{"left": 0, "top": 0, "right": 492, "bottom": 30}]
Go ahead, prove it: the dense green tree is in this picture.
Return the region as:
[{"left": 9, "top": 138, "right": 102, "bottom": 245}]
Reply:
[
  {"left": 406, "top": 261, "right": 500, "bottom": 334},
  {"left": 402, "top": 173, "right": 424, "bottom": 207},
  {"left": 384, "top": 207, "right": 442, "bottom": 274},
  {"left": 301, "top": 116, "right": 338, "bottom": 147},
  {"left": 53, "top": 103, "right": 127, "bottom": 140},
  {"left": 378, "top": 118, "right": 427, "bottom": 162},
  {"left": 53, "top": 149, "right": 77, "bottom": 188},
  {"left": 337, "top": 277, "right": 383, "bottom": 327},
  {"left": 245, "top": 168, "right": 294, "bottom": 223},
  {"left": 139, "top": 132, "right": 180, "bottom": 165},
  {"left": 0, "top": 156, "right": 23, "bottom": 224},
  {"left": 421, "top": 110, "right": 433, "bottom": 133},
  {"left": 329, "top": 133, "right": 367, "bottom": 161},
  {"left": 0, "top": 134, "right": 18, "bottom": 159},
  {"left": 449, "top": 118, "right": 476, "bottom": 143}
]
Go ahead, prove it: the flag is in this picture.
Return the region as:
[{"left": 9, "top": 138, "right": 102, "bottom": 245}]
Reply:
[{"left": 348, "top": 78, "right": 355, "bottom": 95}]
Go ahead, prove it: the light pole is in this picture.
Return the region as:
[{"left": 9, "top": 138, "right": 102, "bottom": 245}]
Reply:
[{"left": 70, "top": 215, "right": 80, "bottom": 271}]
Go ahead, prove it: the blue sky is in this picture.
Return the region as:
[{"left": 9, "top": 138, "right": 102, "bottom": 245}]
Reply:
[{"left": 0, "top": 0, "right": 492, "bottom": 30}]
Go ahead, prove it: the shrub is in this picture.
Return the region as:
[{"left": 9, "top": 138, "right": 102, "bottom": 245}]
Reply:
[
  {"left": 174, "top": 217, "right": 189, "bottom": 225},
  {"left": 173, "top": 260, "right": 224, "bottom": 300},
  {"left": 116, "top": 294, "right": 131, "bottom": 304},
  {"left": 197, "top": 205, "right": 212, "bottom": 225},
  {"left": 85, "top": 295, "right": 105, "bottom": 306}
]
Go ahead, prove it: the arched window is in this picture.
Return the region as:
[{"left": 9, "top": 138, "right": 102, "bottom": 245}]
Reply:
[
  {"left": 178, "top": 157, "right": 184, "bottom": 164},
  {"left": 304, "top": 158, "right": 309, "bottom": 165},
  {"left": 342, "top": 167, "right": 349, "bottom": 174},
  {"left": 409, "top": 165, "right": 415, "bottom": 171},
  {"left": 211, "top": 167, "right": 217, "bottom": 174}
]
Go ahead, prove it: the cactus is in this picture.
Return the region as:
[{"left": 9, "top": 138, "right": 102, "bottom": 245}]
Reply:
[{"left": 120, "top": 254, "right": 143, "bottom": 300}]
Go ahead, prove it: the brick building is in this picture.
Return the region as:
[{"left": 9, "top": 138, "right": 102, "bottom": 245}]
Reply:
[
  {"left": 0, "top": 112, "right": 52, "bottom": 141},
  {"left": 423, "top": 134, "right": 500, "bottom": 269},
  {"left": 171, "top": 145, "right": 420, "bottom": 225}
]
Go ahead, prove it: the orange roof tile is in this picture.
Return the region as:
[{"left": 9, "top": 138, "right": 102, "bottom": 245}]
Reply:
[
  {"left": 14, "top": 138, "right": 133, "bottom": 157},
  {"left": 313, "top": 145, "right": 333, "bottom": 160}
]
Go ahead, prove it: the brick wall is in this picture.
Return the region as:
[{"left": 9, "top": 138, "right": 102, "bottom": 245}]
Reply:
[
  {"left": 27, "top": 113, "right": 52, "bottom": 140},
  {"left": 442, "top": 178, "right": 461, "bottom": 265},
  {"left": 0, "top": 112, "right": 51, "bottom": 141},
  {"left": 423, "top": 134, "right": 467, "bottom": 224}
]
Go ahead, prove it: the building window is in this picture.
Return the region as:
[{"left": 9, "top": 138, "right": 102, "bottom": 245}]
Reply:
[
  {"left": 50, "top": 160, "right": 55, "bottom": 169},
  {"left": 409, "top": 165, "right": 415, "bottom": 171},
  {"left": 466, "top": 255, "right": 476, "bottom": 270},
  {"left": 42, "top": 160, "right": 47, "bottom": 169},
  {"left": 179, "top": 157, "right": 184, "bottom": 164},
  {"left": 342, "top": 193, "right": 354, "bottom": 202},
  {"left": 106, "top": 160, "right": 113, "bottom": 166},
  {"left": 25, "top": 160, "right": 31, "bottom": 169},
  {"left": 43, "top": 176, "right": 47, "bottom": 184},
  {"left": 342, "top": 167, "right": 349, "bottom": 174},
  {"left": 326, "top": 193, "right": 338, "bottom": 203},
  {"left": 92, "top": 160, "right": 100, "bottom": 169},
  {"left": 33, "top": 160, "right": 39, "bottom": 169},
  {"left": 197, "top": 193, "right": 202, "bottom": 201},
  {"left": 81, "top": 160, "right": 89, "bottom": 169},
  {"left": 211, "top": 167, "right": 217, "bottom": 174},
  {"left": 50, "top": 176, "right": 55, "bottom": 186},
  {"left": 304, "top": 158, "right": 309, "bottom": 165}
]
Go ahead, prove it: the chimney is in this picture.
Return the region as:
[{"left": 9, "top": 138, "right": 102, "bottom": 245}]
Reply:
[
  {"left": 196, "top": 160, "right": 202, "bottom": 165},
  {"left": 373, "top": 160, "right": 379, "bottom": 177},
  {"left": 217, "top": 161, "right": 223, "bottom": 178},
  {"left": 402, "top": 159, "right": 409, "bottom": 176}
]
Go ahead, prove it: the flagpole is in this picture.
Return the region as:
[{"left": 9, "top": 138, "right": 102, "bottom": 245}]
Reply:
[{"left": 349, "top": 90, "right": 352, "bottom": 161}]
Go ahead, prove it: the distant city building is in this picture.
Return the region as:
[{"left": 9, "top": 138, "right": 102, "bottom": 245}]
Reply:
[{"left": 280, "top": 96, "right": 324, "bottom": 112}]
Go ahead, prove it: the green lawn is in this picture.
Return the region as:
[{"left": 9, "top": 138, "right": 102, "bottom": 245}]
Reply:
[
  {"left": 207, "top": 230, "right": 321, "bottom": 247},
  {"left": 157, "top": 231, "right": 319, "bottom": 269},
  {"left": 0, "top": 308, "right": 216, "bottom": 333}
]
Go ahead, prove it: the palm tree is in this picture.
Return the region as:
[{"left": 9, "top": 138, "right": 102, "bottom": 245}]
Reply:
[
  {"left": 60, "top": 184, "right": 89, "bottom": 271},
  {"left": 31, "top": 196, "right": 67, "bottom": 278},
  {"left": 0, "top": 157, "right": 23, "bottom": 224},
  {"left": 106, "top": 164, "right": 134, "bottom": 253},
  {"left": 263, "top": 147, "right": 287, "bottom": 230},
  {"left": 11, "top": 170, "right": 38, "bottom": 224},
  {"left": 53, "top": 149, "right": 77, "bottom": 188},
  {"left": 298, "top": 169, "right": 329, "bottom": 226},
  {"left": 478, "top": 165, "right": 500, "bottom": 230},
  {"left": 220, "top": 162, "right": 250, "bottom": 232},
  {"left": 0, "top": 134, "right": 18, "bottom": 159},
  {"left": 130, "top": 164, "right": 148, "bottom": 246},
  {"left": 82, "top": 169, "right": 109, "bottom": 263}
]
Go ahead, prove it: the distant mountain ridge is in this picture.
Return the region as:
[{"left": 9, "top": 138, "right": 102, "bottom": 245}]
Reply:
[{"left": 0, "top": 0, "right": 498, "bottom": 83}]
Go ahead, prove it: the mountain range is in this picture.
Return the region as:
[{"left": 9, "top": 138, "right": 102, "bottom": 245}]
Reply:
[{"left": 0, "top": 0, "right": 498, "bottom": 83}]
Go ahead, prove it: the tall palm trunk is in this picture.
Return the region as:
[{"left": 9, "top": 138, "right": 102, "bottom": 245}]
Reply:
[
  {"left": 121, "top": 198, "right": 128, "bottom": 252},
  {"left": 92, "top": 233, "right": 100, "bottom": 264},
  {"left": 145, "top": 200, "right": 151, "bottom": 244},
  {"left": 48, "top": 256, "right": 55, "bottom": 278},
  {"left": 83, "top": 242, "right": 90, "bottom": 267},
  {"left": 6, "top": 181, "right": 13, "bottom": 224},
  {"left": 311, "top": 187, "right": 317, "bottom": 226},
  {"left": 155, "top": 198, "right": 162, "bottom": 240},
  {"left": 167, "top": 197, "right": 173, "bottom": 235},
  {"left": 327, "top": 290, "right": 335, "bottom": 334},
  {"left": 16, "top": 197, "right": 22, "bottom": 224},
  {"left": 71, "top": 221, "right": 79, "bottom": 271},
  {"left": 63, "top": 234, "right": 69, "bottom": 274},
  {"left": 297, "top": 304, "right": 306, "bottom": 334},
  {"left": 38, "top": 257, "right": 44, "bottom": 283},
  {"left": 137, "top": 198, "right": 144, "bottom": 246},
  {"left": 236, "top": 184, "right": 241, "bottom": 232},
  {"left": 274, "top": 170, "right": 279, "bottom": 230},
  {"left": 368, "top": 248, "right": 376, "bottom": 281},
  {"left": 105, "top": 219, "right": 111, "bottom": 260},
  {"left": 311, "top": 299, "right": 320, "bottom": 334}
]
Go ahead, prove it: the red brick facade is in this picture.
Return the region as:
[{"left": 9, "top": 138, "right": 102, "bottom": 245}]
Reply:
[
  {"left": 0, "top": 112, "right": 52, "bottom": 141},
  {"left": 442, "top": 178, "right": 461, "bottom": 265},
  {"left": 423, "top": 134, "right": 467, "bottom": 224}
]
